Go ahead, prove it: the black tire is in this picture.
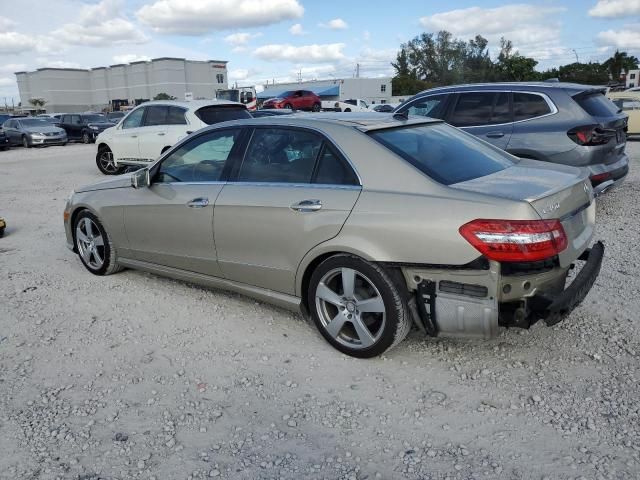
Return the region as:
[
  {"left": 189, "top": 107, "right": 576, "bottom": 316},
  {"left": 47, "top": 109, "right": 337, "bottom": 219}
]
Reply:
[
  {"left": 284, "top": 103, "right": 293, "bottom": 110},
  {"left": 312, "top": 103, "right": 321, "bottom": 112},
  {"left": 307, "top": 254, "right": 411, "bottom": 358},
  {"left": 22, "top": 135, "right": 31, "bottom": 148},
  {"left": 96, "top": 145, "right": 125, "bottom": 175},
  {"left": 344, "top": 108, "right": 352, "bottom": 112},
  {"left": 73, "top": 210, "right": 123, "bottom": 276},
  {"left": 0, "top": 227, "right": 4, "bottom": 238},
  {"left": 82, "top": 131, "right": 91, "bottom": 144}
]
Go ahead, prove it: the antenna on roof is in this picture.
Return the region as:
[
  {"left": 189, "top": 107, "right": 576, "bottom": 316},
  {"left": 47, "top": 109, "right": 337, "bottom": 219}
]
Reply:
[{"left": 393, "top": 111, "right": 408, "bottom": 121}]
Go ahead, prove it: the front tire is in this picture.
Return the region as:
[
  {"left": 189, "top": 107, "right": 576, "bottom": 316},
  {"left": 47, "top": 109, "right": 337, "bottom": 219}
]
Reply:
[
  {"left": 96, "top": 145, "right": 125, "bottom": 175},
  {"left": 312, "top": 103, "right": 321, "bottom": 112},
  {"left": 308, "top": 254, "right": 411, "bottom": 358},
  {"left": 74, "top": 210, "right": 122, "bottom": 276},
  {"left": 82, "top": 131, "right": 91, "bottom": 144},
  {"left": 22, "top": 135, "right": 31, "bottom": 148},
  {"left": 284, "top": 103, "right": 293, "bottom": 110}
]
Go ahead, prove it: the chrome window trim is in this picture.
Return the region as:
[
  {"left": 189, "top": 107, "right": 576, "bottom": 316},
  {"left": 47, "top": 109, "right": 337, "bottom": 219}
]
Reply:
[
  {"left": 155, "top": 181, "right": 227, "bottom": 186},
  {"left": 403, "top": 90, "right": 559, "bottom": 128},
  {"left": 226, "top": 181, "right": 362, "bottom": 191}
]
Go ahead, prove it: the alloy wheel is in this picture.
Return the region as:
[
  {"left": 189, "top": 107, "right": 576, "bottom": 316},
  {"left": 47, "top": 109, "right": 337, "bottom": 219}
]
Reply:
[
  {"left": 98, "top": 150, "right": 117, "bottom": 173},
  {"left": 75, "top": 217, "right": 105, "bottom": 270},
  {"left": 315, "top": 267, "right": 386, "bottom": 349}
]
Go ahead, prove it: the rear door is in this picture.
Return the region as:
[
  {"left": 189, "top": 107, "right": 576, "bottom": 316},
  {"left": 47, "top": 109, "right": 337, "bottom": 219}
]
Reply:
[
  {"left": 447, "top": 91, "right": 513, "bottom": 149},
  {"left": 214, "top": 127, "right": 361, "bottom": 294}
]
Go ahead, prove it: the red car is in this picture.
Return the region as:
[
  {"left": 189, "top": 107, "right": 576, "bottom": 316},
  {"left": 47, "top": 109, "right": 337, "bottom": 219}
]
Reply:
[{"left": 262, "top": 90, "right": 321, "bottom": 111}]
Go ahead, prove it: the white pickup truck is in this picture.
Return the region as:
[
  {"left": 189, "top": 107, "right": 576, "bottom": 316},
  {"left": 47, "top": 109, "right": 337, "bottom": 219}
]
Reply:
[{"left": 321, "top": 98, "right": 370, "bottom": 112}]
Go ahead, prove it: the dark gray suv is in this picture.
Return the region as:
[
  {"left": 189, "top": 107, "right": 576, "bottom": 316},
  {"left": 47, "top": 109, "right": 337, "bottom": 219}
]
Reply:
[{"left": 394, "top": 82, "right": 629, "bottom": 186}]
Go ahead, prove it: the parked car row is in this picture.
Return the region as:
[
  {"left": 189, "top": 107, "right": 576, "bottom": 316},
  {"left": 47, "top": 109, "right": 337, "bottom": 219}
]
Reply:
[{"left": 61, "top": 81, "right": 630, "bottom": 357}]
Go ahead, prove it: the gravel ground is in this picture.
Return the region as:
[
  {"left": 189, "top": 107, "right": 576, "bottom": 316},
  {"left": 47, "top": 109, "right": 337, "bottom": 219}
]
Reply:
[{"left": 0, "top": 141, "right": 639, "bottom": 480}]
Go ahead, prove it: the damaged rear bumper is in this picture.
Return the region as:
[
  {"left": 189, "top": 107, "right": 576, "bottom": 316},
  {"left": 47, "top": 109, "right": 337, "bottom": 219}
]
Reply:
[{"left": 405, "top": 241, "right": 604, "bottom": 338}]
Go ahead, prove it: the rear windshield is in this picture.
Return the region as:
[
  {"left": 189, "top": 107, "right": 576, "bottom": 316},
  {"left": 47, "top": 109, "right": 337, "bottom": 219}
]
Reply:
[
  {"left": 575, "top": 92, "right": 619, "bottom": 117},
  {"left": 195, "top": 106, "right": 251, "bottom": 125},
  {"left": 368, "top": 123, "right": 514, "bottom": 185}
]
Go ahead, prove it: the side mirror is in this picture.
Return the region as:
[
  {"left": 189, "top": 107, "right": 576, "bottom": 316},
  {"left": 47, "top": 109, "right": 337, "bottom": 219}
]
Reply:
[{"left": 131, "top": 168, "right": 150, "bottom": 189}]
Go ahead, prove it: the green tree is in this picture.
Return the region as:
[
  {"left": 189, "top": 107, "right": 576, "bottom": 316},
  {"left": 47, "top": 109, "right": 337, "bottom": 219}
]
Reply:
[
  {"left": 495, "top": 38, "right": 538, "bottom": 81},
  {"left": 539, "top": 62, "right": 609, "bottom": 85},
  {"left": 28, "top": 98, "right": 47, "bottom": 108},
  {"left": 603, "top": 50, "right": 640, "bottom": 80},
  {"left": 153, "top": 92, "right": 176, "bottom": 100}
]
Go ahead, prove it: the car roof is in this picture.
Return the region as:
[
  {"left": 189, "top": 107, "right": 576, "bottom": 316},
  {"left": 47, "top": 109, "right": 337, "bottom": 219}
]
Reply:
[
  {"left": 214, "top": 112, "right": 440, "bottom": 132},
  {"left": 134, "top": 99, "right": 244, "bottom": 110},
  {"left": 413, "top": 81, "right": 606, "bottom": 97}
]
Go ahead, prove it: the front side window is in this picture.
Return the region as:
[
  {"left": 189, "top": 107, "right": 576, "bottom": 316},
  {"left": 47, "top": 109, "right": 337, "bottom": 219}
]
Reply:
[
  {"left": 71, "top": 115, "right": 82, "bottom": 125},
  {"left": 237, "top": 128, "right": 322, "bottom": 183},
  {"left": 405, "top": 94, "right": 448, "bottom": 119},
  {"left": 513, "top": 93, "right": 552, "bottom": 121},
  {"left": 157, "top": 129, "right": 241, "bottom": 183},
  {"left": 122, "top": 108, "right": 144, "bottom": 129},
  {"left": 368, "top": 123, "right": 514, "bottom": 185}
]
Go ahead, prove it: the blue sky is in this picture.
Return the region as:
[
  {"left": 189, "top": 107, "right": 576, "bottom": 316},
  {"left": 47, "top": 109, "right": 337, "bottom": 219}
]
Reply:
[{"left": 0, "top": 0, "right": 638, "bottom": 103}]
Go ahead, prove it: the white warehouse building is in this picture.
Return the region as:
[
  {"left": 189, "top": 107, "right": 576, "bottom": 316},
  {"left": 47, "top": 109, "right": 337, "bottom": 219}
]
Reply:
[
  {"left": 15, "top": 57, "right": 228, "bottom": 113},
  {"left": 258, "top": 77, "right": 393, "bottom": 105}
]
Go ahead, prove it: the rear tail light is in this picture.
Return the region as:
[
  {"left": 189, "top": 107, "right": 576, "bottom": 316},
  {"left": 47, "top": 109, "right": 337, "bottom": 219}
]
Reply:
[
  {"left": 590, "top": 172, "right": 611, "bottom": 183},
  {"left": 459, "top": 219, "right": 568, "bottom": 262},
  {"left": 567, "top": 125, "right": 614, "bottom": 146}
]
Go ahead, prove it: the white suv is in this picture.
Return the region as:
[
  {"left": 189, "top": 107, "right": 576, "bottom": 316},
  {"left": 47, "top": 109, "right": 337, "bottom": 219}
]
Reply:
[{"left": 94, "top": 100, "right": 250, "bottom": 174}]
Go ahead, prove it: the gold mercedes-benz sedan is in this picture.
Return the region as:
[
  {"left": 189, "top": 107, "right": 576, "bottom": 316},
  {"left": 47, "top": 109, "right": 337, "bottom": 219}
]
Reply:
[{"left": 64, "top": 114, "right": 605, "bottom": 357}]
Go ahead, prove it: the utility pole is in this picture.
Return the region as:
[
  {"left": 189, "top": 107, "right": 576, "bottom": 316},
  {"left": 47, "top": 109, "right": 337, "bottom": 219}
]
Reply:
[
  {"left": 355, "top": 63, "right": 360, "bottom": 78},
  {"left": 572, "top": 49, "right": 579, "bottom": 63}
]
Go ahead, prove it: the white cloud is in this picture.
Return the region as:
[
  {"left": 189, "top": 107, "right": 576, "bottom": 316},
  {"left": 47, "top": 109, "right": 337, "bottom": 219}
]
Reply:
[
  {"left": 254, "top": 43, "right": 346, "bottom": 63},
  {"left": 0, "top": 16, "right": 16, "bottom": 30},
  {"left": 589, "top": 0, "right": 640, "bottom": 18},
  {"left": 52, "top": 0, "right": 148, "bottom": 47},
  {"left": 224, "top": 32, "right": 262, "bottom": 46},
  {"left": 289, "top": 23, "right": 306, "bottom": 35},
  {"left": 112, "top": 54, "right": 151, "bottom": 64},
  {"left": 597, "top": 25, "right": 640, "bottom": 50},
  {"left": 137, "top": 0, "right": 303, "bottom": 35},
  {"left": 319, "top": 18, "right": 348, "bottom": 30},
  {"left": 229, "top": 67, "right": 261, "bottom": 82},
  {"left": 363, "top": 30, "right": 371, "bottom": 42},
  {"left": 0, "top": 32, "right": 37, "bottom": 54},
  {"left": 0, "top": 63, "right": 27, "bottom": 74},
  {"left": 36, "top": 59, "right": 83, "bottom": 69},
  {"left": 0, "top": 77, "right": 16, "bottom": 87},
  {"left": 419, "top": 5, "right": 566, "bottom": 61}
]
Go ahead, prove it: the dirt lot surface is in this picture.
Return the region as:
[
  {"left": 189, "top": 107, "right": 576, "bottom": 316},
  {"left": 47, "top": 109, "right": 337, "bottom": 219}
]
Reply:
[{"left": 1, "top": 141, "right": 639, "bottom": 480}]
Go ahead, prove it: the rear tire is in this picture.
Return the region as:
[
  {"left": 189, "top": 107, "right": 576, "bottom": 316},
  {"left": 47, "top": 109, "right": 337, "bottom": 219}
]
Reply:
[
  {"left": 307, "top": 254, "right": 411, "bottom": 358},
  {"left": 73, "top": 210, "right": 123, "bottom": 276},
  {"left": 96, "top": 145, "right": 125, "bottom": 175}
]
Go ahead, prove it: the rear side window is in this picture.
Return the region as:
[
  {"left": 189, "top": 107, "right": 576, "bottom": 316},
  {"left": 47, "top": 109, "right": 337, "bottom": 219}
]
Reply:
[
  {"left": 449, "top": 92, "right": 510, "bottom": 127},
  {"left": 405, "top": 94, "right": 448, "bottom": 119},
  {"left": 575, "top": 92, "right": 620, "bottom": 117},
  {"left": 314, "top": 146, "right": 359, "bottom": 185},
  {"left": 144, "top": 106, "right": 168, "bottom": 126},
  {"left": 167, "top": 106, "right": 187, "bottom": 125},
  {"left": 195, "top": 106, "right": 251, "bottom": 125},
  {"left": 369, "top": 123, "right": 514, "bottom": 185},
  {"left": 513, "top": 93, "right": 552, "bottom": 121}
]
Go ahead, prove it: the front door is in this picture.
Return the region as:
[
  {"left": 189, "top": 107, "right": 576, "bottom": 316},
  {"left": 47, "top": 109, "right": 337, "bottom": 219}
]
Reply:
[
  {"left": 112, "top": 107, "right": 145, "bottom": 163},
  {"left": 447, "top": 91, "right": 513, "bottom": 149},
  {"left": 122, "top": 128, "right": 243, "bottom": 276},
  {"left": 214, "top": 127, "right": 361, "bottom": 294},
  {"left": 136, "top": 105, "right": 189, "bottom": 162}
]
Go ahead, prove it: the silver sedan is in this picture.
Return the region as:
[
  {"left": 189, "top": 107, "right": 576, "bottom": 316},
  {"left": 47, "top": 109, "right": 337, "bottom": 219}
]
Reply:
[{"left": 64, "top": 114, "right": 604, "bottom": 357}]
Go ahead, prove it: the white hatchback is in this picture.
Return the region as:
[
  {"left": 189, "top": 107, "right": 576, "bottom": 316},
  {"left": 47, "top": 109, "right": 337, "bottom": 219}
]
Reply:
[{"left": 94, "top": 100, "right": 250, "bottom": 174}]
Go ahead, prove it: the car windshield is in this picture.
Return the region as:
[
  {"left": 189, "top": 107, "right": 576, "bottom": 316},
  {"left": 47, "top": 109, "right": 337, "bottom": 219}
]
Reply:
[
  {"left": 368, "top": 123, "right": 514, "bottom": 185},
  {"left": 217, "top": 90, "right": 240, "bottom": 102},
  {"left": 84, "top": 114, "right": 107, "bottom": 123},
  {"left": 277, "top": 91, "right": 294, "bottom": 98},
  {"left": 20, "top": 118, "right": 50, "bottom": 127}
]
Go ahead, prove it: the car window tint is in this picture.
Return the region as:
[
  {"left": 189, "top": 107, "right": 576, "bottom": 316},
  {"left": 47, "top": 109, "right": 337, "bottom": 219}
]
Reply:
[
  {"left": 237, "top": 128, "right": 322, "bottom": 184},
  {"left": 123, "top": 108, "right": 144, "bottom": 129},
  {"left": 491, "top": 92, "right": 511, "bottom": 124},
  {"left": 575, "top": 92, "right": 619, "bottom": 117},
  {"left": 167, "top": 106, "right": 187, "bottom": 125},
  {"left": 195, "top": 106, "right": 251, "bottom": 125},
  {"left": 513, "top": 93, "right": 552, "bottom": 121},
  {"left": 144, "top": 106, "right": 169, "bottom": 126},
  {"left": 449, "top": 92, "right": 496, "bottom": 127},
  {"left": 157, "top": 129, "right": 240, "bottom": 183},
  {"left": 406, "top": 94, "right": 447, "bottom": 119},
  {"left": 314, "top": 146, "right": 359, "bottom": 185},
  {"left": 369, "top": 123, "right": 514, "bottom": 186},
  {"left": 72, "top": 115, "right": 82, "bottom": 125}
]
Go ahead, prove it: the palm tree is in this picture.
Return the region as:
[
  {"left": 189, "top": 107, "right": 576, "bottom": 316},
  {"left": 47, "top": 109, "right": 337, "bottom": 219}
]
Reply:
[{"left": 604, "top": 50, "right": 640, "bottom": 80}]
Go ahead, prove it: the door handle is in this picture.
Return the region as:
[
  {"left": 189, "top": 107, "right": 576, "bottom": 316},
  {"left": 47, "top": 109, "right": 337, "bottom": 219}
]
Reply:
[
  {"left": 157, "top": 132, "right": 165, "bottom": 136},
  {"left": 486, "top": 131, "right": 505, "bottom": 138},
  {"left": 187, "top": 197, "right": 209, "bottom": 208},
  {"left": 130, "top": 135, "right": 138, "bottom": 138},
  {"left": 290, "top": 199, "right": 322, "bottom": 212}
]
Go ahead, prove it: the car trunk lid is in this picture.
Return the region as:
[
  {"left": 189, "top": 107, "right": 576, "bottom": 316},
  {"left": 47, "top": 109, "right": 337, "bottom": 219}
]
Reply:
[{"left": 451, "top": 160, "right": 595, "bottom": 266}]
